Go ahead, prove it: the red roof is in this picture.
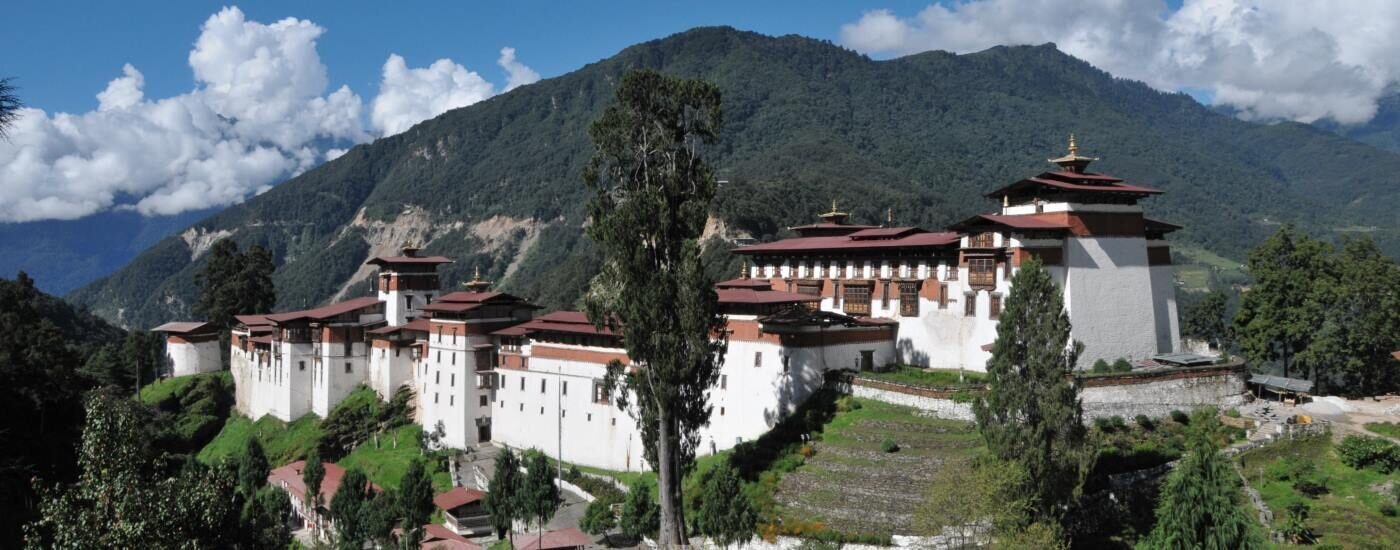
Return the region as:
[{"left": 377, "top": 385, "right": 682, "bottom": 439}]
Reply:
[
  {"left": 734, "top": 231, "right": 961, "bottom": 254},
  {"left": 950, "top": 213, "right": 1071, "bottom": 231},
  {"left": 365, "top": 255, "right": 453, "bottom": 267},
  {"left": 235, "top": 314, "right": 273, "bottom": 327},
  {"left": 715, "top": 278, "right": 774, "bottom": 290},
  {"left": 421, "top": 301, "right": 483, "bottom": 314},
  {"left": 433, "top": 487, "right": 486, "bottom": 510},
  {"left": 717, "top": 288, "right": 820, "bottom": 305},
  {"left": 1144, "top": 218, "right": 1183, "bottom": 234},
  {"left": 267, "top": 461, "right": 379, "bottom": 505},
  {"left": 847, "top": 227, "right": 924, "bottom": 240},
  {"left": 513, "top": 527, "right": 591, "bottom": 550},
  {"left": 265, "top": 296, "right": 382, "bottom": 324},
  {"left": 151, "top": 321, "right": 215, "bottom": 334},
  {"left": 419, "top": 524, "right": 480, "bottom": 550},
  {"left": 986, "top": 172, "right": 1161, "bottom": 198},
  {"left": 249, "top": 335, "right": 274, "bottom": 345},
  {"left": 368, "top": 318, "right": 432, "bottom": 336},
  {"left": 494, "top": 311, "right": 617, "bottom": 337}
]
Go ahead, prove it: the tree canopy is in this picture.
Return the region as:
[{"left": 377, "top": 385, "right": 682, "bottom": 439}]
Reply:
[
  {"left": 1142, "top": 411, "right": 1262, "bottom": 550},
  {"left": 972, "top": 257, "right": 1088, "bottom": 523},
  {"left": 582, "top": 68, "right": 728, "bottom": 545}
]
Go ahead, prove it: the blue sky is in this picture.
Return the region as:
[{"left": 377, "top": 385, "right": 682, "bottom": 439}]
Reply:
[{"left": 6, "top": 1, "right": 937, "bottom": 114}]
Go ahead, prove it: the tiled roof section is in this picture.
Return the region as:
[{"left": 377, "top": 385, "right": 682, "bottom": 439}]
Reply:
[
  {"left": 421, "top": 301, "right": 483, "bottom": 314},
  {"left": 151, "top": 321, "right": 215, "bottom": 334},
  {"left": 420, "top": 524, "right": 480, "bottom": 550},
  {"left": 513, "top": 527, "right": 592, "bottom": 550},
  {"left": 757, "top": 305, "right": 894, "bottom": 328},
  {"left": 367, "top": 318, "right": 431, "bottom": 336},
  {"left": 494, "top": 311, "right": 617, "bottom": 337},
  {"left": 950, "top": 213, "right": 1072, "bottom": 231},
  {"left": 1249, "top": 374, "right": 1314, "bottom": 394},
  {"left": 265, "top": 296, "right": 382, "bottom": 323},
  {"left": 268, "top": 461, "right": 380, "bottom": 505},
  {"left": 715, "top": 278, "right": 774, "bottom": 290},
  {"left": 249, "top": 335, "right": 274, "bottom": 345},
  {"left": 846, "top": 227, "right": 924, "bottom": 240},
  {"left": 365, "top": 255, "right": 453, "bottom": 266},
  {"left": 985, "top": 171, "right": 1162, "bottom": 198},
  {"left": 235, "top": 314, "right": 273, "bottom": 327},
  {"left": 433, "top": 487, "right": 487, "bottom": 510},
  {"left": 717, "top": 288, "right": 819, "bottom": 305},
  {"left": 734, "top": 231, "right": 961, "bottom": 254}
]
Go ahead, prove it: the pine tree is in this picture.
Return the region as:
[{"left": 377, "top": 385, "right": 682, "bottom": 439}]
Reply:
[
  {"left": 582, "top": 68, "right": 728, "bottom": 546},
  {"left": 1142, "top": 411, "right": 1262, "bottom": 550},
  {"left": 1183, "top": 289, "right": 1231, "bottom": 353},
  {"left": 238, "top": 437, "right": 270, "bottom": 498},
  {"left": 580, "top": 497, "right": 618, "bottom": 545},
  {"left": 619, "top": 478, "right": 660, "bottom": 542},
  {"left": 972, "top": 257, "right": 1087, "bottom": 522},
  {"left": 484, "top": 447, "right": 523, "bottom": 541},
  {"left": 1234, "top": 226, "right": 1332, "bottom": 379},
  {"left": 330, "top": 467, "right": 371, "bottom": 549},
  {"left": 302, "top": 448, "right": 326, "bottom": 529},
  {"left": 399, "top": 458, "right": 435, "bottom": 534},
  {"left": 694, "top": 465, "right": 756, "bottom": 548},
  {"left": 520, "top": 451, "right": 561, "bottom": 541},
  {"left": 196, "top": 239, "right": 244, "bottom": 329}
]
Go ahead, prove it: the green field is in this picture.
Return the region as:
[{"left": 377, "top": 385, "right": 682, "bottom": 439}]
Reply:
[
  {"left": 338, "top": 424, "right": 453, "bottom": 492},
  {"left": 139, "top": 371, "right": 232, "bottom": 406},
  {"left": 198, "top": 413, "right": 324, "bottom": 466},
  {"left": 1366, "top": 423, "right": 1400, "bottom": 440},
  {"left": 772, "top": 397, "right": 984, "bottom": 538},
  {"left": 1236, "top": 435, "right": 1400, "bottom": 548},
  {"left": 1172, "top": 245, "right": 1248, "bottom": 292}
]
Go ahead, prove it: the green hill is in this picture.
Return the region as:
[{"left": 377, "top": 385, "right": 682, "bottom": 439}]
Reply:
[{"left": 69, "top": 27, "right": 1400, "bottom": 328}]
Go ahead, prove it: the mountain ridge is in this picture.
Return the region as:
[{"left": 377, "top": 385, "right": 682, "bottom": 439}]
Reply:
[{"left": 69, "top": 26, "right": 1400, "bottom": 328}]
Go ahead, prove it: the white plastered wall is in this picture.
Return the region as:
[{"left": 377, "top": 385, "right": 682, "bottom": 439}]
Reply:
[
  {"left": 1062, "top": 236, "right": 1161, "bottom": 366},
  {"left": 166, "top": 339, "right": 222, "bottom": 377}
]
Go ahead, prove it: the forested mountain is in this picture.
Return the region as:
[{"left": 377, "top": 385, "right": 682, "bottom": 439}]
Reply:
[
  {"left": 0, "top": 208, "right": 214, "bottom": 296},
  {"left": 69, "top": 27, "right": 1400, "bottom": 329},
  {"left": 1314, "top": 88, "right": 1400, "bottom": 154}
]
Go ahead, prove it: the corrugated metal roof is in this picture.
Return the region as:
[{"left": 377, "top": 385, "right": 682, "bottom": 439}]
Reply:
[
  {"left": 151, "top": 321, "right": 214, "bottom": 334},
  {"left": 264, "top": 296, "right": 381, "bottom": 323},
  {"left": 1152, "top": 352, "right": 1218, "bottom": 367},
  {"left": 1249, "top": 374, "right": 1314, "bottom": 393}
]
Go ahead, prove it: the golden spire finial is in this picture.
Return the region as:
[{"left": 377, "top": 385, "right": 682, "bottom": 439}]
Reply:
[
  {"left": 887, "top": 207, "right": 893, "bottom": 225},
  {"left": 740, "top": 259, "right": 750, "bottom": 279},
  {"left": 473, "top": 265, "right": 481, "bottom": 281},
  {"left": 1068, "top": 133, "right": 1078, "bottom": 157},
  {"left": 831, "top": 198, "right": 838, "bottom": 213}
]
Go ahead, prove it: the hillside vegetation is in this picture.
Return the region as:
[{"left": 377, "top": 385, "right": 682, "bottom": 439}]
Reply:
[{"left": 70, "top": 27, "right": 1400, "bottom": 327}]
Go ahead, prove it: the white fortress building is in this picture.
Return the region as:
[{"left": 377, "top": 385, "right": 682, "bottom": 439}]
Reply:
[
  {"left": 171, "top": 141, "right": 1190, "bottom": 471},
  {"left": 734, "top": 138, "right": 1180, "bottom": 370}
]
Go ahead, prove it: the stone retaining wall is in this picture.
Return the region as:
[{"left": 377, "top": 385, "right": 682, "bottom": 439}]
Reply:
[{"left": 843, "top": 378, "right": 976, "bottom": 422}]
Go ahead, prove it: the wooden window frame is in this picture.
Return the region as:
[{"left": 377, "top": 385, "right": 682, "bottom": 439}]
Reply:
[
  {"left": 968, "top": 258, "right": 996, "bottom": 288},
  {"left": 990, "top": 293, "right": 1002, "bottom": 319},
  {"left": 964, "top": 292, "right": 977, "bottom": 317},
  {"left": 843, "top": 282, "right": 872, "bottom": 316},
  {"left": 899, "top": 282, "right": 920, "bottom": 317}
]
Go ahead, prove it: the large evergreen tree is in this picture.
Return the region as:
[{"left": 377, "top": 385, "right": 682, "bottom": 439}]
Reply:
[
  {"left": 694, "top": 465, "right": 756, "bottom": 548},
  {"left": 1182, "top": 289, "right": 1232, "bottom": 353},
  {"left": 972, "top": 257, "right": 1088, "bottom": 523},
  {"left": 399, "top": 458, "right": 435, "bottom": 534},
  {"left": 520, "top": 450, "right": 561, "bottom": 541},
  {"left": 1298, "top": 237, "right": 1400, "bottom": 395},
  {"left": 329, "top": 467, "right": 372, "bottom": 550},
  {"left": 238, "top": 437, "right": 270, "bottom": 498},
  {"left": 484, "top": 447, "right": 523, "bottom": 542},
  {"left": 1142, "top": 411, "right": 1262, "bottom": 550},
  {"left": 619, "top": 478, "right": 660, "bottom": 542},
  {"left": 582, "top": 68, "right": 728, "bottom": 545},
  {"left": 1234, "top": 226, "right": 1332, "bottom": 379},
  {"left": 302, "top": 448, "right": 326, "bottom": 529}
]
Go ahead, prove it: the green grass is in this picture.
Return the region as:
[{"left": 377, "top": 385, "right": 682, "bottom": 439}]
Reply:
[
  {"left": 1236, "top": 434, "right": 1400, "bottom": 549},
  {"left": 1172, "top": 245, "right": 1247, "bottom": 292},
  {"left": 856, "top": 366, "right": 985, "bottom": 389},
  {"left": 1366, "top": 423, "right": 1400, "bottom": 440},
  {"left": 139, "top": 371, "right": 232, "bottom": 406},
  {"left": 766, "top": 397, "right": 984, "bottom": 539},
  {"left": 197, "top": 413, "right": 323, "bottom": 466},
  {"left": 336, "top": 424, "right": 450, "bottom": 491}
]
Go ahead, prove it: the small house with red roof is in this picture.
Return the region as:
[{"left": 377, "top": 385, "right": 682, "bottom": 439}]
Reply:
[
  {"left": 512, "top": 527, "right": 591, "bottom": 550},
  {"left": 268, "top": 460, "right": 380, "bottom": 538},
  {"left": 433, "top": 487, "right": 491, "bottom": 536}
]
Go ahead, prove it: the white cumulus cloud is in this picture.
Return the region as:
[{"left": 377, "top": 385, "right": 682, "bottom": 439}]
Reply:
[
  {"left": 0, "top": 6, "right": 540, "bottom": 223},
  {"left": 499, "top": 47, "right": 541, "bottom": 91},
  {"left": 840, "top": 0, "right": 1400, "bottom": 124}
]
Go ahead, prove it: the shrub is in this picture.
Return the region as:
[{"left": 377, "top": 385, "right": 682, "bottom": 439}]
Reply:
[
  {"left": 1266, "top": 456, "right": 1317, "bottom": 482},
  {"left": 881, "top": 439, "right": 900, "bottom": 453},
  {"left": 797, "top": 444, "right": 815, "bottom": 458},
  {"left": 1111, "top": 358, "right": 1133, "bottom": 373},
  {"left": 1091, "top": 359, "right": 1111, "bottom": 373},
  {"left": 1134, "top": 415, "right": 1155, "bottom": 431},
  {"left": 1093, "top": 416, "right": 1128, "bottom": 433},
  {"left": 1382, "top": 504, "right": 1398, "bottom": 517},
  {"left": 1170, "top": 410, "right": 1190, "bottom": 425},
  {"left": 1225, "top": 408, "right": 1242, "bottom": 418},
  {"left": 1292, "top": 479, "right": 1329, "bottom": 498},
  {"left": 1336, "top": 435, "right": 1400, "bottom": 473},
  {"left": 834, "top": 395, "right": 861, "bottom": 412}
]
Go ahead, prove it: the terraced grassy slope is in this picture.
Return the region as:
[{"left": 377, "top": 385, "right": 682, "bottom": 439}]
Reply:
[
  {"left": 1236, "top": 434, "right": 1400, "bottom": 549},
  {"left": 774, "top": 398, "right": 984, "bottom": 537}
]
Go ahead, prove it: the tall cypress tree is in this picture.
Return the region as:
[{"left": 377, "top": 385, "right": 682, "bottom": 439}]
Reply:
[
  {"left": 398, "top": 458, "right": 435, "bottom": 533},
  {"left": 582, "top": 69, "right": 727, "bottom": 545},
  {"left": 196, "top": 239, "right": 244, "bottom": 329},
  {"left": 1143, "top": 411, "right": 1262, "bottom": 550},
  {"left": 484, "top": 448, "right": 523, "bottom": 542},
  {"left": 972, "top": 257, "right": 1087, "bottom": 522}
]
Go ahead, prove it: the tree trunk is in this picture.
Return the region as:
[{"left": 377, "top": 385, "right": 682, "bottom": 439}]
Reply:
[{"left": 656, "top": 408, "right": 686, "bottom": 546}]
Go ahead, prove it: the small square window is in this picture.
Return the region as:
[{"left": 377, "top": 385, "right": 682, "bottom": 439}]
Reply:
[
  {"left": 344, "top": 362, "right": 351, "bottom": 373},
  {"left": 720, "top": 407, "right": 725, "bottom": 416},
  {"left": 587, "top": 413, "right": 592, "bottom": 422},
  {"left": 721, "top": 374, "right": 727, "bottom": 389},
  {"left": 299, "top": 361, "right": 305, "bottom": 371},
  {"left": 753, "top": 351, "right": 762, "bottom": 368},
  {"left": 611, "top": 418, "right": 617, "bottom": 426},
  {"left": 434, "top": 393, "right": 439, "bottom": 404},
  {"left": 480, "top": 395, "right": 488, "bottom": 407},
  {"left": 561, "top": 409, "right": 566, "bottom": 418},
  {"left": 451, "top": 373, "right": 455, "bottom": 387},
  {"left": 450, "top": 395, "right": 454, "bottom": 406},
  {"left": 519, "top": 403, "right": 523, "bottom": 411},
  {"left": 562, "top": 381, "right": 568, "bottom": 395},
  {"left": 539, "top": 407, "right": 544, "bottom": 415},
  {"left": 540, "top": 379, "right": 546, "bottom": 394}
]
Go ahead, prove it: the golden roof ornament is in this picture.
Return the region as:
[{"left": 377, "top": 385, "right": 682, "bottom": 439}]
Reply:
[
  {"left": 463, "top": 266, "right": 493, "bottom": 292},
  {"left": 1048, "top": 132, "right": 1098, "bottom": 173},
  {"left": 740, "top": 260, "right": 750, "bottom": 279},
  {"left": 818, "top": 198, "right": 850, "bottom": 224}
]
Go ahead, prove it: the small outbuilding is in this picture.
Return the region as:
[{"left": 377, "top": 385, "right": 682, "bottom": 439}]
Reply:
[
  {"left": 151, "top": 321, "right": 222, "bottom": 377},
  {"left": 433, "top": 487, "right": 491, "bottom": 536},
  {"left": 1248, "top": 373, "right": 1314, "bottom": 404}
]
